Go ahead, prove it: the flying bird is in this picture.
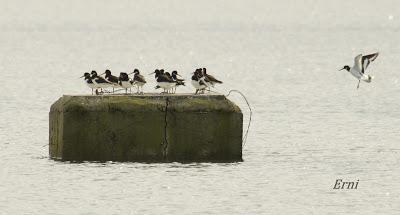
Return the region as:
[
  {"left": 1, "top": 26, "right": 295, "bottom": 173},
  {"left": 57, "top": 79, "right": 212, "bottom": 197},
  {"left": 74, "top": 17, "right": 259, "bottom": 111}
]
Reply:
[{"left": 339, "top": 52, "right": 379, "bottom": 89}]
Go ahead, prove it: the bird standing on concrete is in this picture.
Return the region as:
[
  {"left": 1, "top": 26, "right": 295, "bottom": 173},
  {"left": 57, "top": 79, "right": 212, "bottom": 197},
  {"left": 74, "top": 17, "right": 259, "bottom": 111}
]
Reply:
[
  {"left": 118, "top": 72, "right": 132, "bottom": 94},
  {"left": 171, "top": 70, "right": 185, "bottom": 94},
  {"left": 80, "top": 72, "right": 96, "bottom": 95},
  {"left": 102, "top": 69, "right": 120, "bottom": 93},
  {"left": 202, "top": 68, "right": 223, "bottom": 87},
  {"left": 151, "top": 69, "right": 176, "bottom": 93},
  {"left": 91, "top": 70, "right": 110, "bottom": 94},
  {"left": 130, "top": 69, "right": 146, "bottom": 94},
  {"left": 339, "top": 52, "right": 379, "bottom": 89},
  {"left": 191, "top": 69, "right": 208, "bottom": 94}
]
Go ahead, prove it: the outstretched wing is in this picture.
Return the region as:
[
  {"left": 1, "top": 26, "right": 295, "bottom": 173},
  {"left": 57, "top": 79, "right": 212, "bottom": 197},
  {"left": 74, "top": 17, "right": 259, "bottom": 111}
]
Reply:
[
  {"left": 353, "top": 54, "right": 363, "bottom": 75},
  {"left": 361, "top": 52, "right": 379, "bottom": 73}
]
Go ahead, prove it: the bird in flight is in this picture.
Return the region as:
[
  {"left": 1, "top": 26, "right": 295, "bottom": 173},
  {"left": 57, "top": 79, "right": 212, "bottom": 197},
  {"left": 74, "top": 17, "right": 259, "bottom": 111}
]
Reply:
[{"left": 339, "top": 52, "right": 379, "bottom": 89}]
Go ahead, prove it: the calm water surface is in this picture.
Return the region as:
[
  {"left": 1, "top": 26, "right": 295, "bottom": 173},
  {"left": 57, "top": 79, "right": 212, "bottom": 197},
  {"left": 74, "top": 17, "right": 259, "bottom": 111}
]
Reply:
[{"left": 0, "top": 1, "right": 399, "bottom": 214}]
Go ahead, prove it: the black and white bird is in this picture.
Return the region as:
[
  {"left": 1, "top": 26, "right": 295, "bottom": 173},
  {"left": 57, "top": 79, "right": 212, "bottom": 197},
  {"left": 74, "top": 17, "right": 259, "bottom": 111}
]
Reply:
[
  {"left": 191, "top": 69, "right": 208, "bottom": 94},
  {"left": 91, "top": 70, "right": 110, "bottom": 94},
  {"left": 339, "top": 52, "right": 379, "bottom": 89},
  {"left": 101, "top": 69, "right": 120, "bottom": 93},
  {"left": 118, "top": 72, "right": 132, "bottom": 94},
  {"left": 130, "top": 69, "right": 146, "bottom": 94},
  {"left": 151, "top": 69, "right": 176, "bottom": 93},
  {"left": 80, "top": 72, "right": 96, "bottom": 95},
  {"left": 202, "top": 68, "right": 222, "bottom": 87},
  {"left": 171, "top": 70, "right": 185, "bottom": 94}
]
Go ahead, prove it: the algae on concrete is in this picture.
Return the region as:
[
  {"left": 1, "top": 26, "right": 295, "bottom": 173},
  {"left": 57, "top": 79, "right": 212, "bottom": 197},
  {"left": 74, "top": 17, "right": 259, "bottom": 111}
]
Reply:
[{"left": 49, "top": 94, "right": 242, "bottom": 162}]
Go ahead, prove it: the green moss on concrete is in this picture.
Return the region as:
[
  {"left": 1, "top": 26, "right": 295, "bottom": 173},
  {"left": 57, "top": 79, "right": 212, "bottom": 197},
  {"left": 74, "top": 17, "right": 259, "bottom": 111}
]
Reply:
[
  {"left": 165, "top": 112, "right": 242, "bottom": 162},
  {"left": 49, "top": 94, "right": 243, "bottom": 162}
]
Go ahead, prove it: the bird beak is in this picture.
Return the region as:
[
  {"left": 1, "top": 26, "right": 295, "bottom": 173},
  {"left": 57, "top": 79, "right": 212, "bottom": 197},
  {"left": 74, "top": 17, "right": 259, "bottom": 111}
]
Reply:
[
  {"left": 148, "top": 72, "right": 155, "bottom": 75},
  {"left": 338, "top": 68, "right": 344, "bottom": 71},
  {"left": 128, "top": 72, "right": 134, "bottom": 75},
  {"left": 176, "top": 74, "right": 182, "bottom": 77},
  {"left": 100, "top": 72, "right": 105, "bottom": 76},
  {"left": 79, "top": 75, "right": 84, "bottom": 78}
]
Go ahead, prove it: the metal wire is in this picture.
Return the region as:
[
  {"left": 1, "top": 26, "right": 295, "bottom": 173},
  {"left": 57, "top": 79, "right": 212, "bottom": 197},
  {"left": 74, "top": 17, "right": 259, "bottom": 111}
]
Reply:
[{"left": 206, "top": 89, "right": 252, "bottom": 147}]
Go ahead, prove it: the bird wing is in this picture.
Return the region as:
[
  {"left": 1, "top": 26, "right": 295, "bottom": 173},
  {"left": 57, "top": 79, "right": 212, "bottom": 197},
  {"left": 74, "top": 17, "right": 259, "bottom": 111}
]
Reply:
[
  {"left": 206, "top": 74, "right": 222, "bottom": 83},
  {"left": 96, "top": 77, "right": 109, "bottom": 84},
  {"left": 353, "top": 54, "right": 363, "bottom": 75},
  {"left": 158, "top": 74, "right": 174, "bottom": 82},
  {"left": 200, "top": 77, "right": 212, "bottom": 87},
  {"left": 134, "top": 74, "right": 146, "bottom": 83},
  {"left": 110, "top": 75, "right": 119, "bottom": 84},
  {"left": 118, "top": 74, "right": 129, "bottom": 82},
  {"left": 361, "top": 52, "right": 379, "bottom": 73}
]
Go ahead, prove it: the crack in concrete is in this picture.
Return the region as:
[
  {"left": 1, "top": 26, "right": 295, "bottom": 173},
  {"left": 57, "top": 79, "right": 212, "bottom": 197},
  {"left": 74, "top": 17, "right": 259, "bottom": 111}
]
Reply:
[{"left": 162, "top": 97, "right": 169, "bottom": 159}]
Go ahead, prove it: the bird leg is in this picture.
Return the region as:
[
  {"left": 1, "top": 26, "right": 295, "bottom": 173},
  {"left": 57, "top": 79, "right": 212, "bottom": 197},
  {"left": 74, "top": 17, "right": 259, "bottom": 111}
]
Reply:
[{"left": 357, "top": 80, "right": 360, "bottom": 89}]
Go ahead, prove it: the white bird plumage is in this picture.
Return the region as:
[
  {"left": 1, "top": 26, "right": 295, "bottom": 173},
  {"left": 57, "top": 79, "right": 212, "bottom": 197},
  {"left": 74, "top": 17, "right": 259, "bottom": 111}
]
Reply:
[{"left": 340, "top": 52, "right": 379, "bottom": 89}]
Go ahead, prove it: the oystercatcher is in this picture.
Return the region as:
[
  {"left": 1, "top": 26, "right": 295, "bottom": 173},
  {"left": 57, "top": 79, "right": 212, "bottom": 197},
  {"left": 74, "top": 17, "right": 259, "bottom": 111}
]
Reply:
[{"left": 339, "top": 52, "right": 379, "bottom": 89}]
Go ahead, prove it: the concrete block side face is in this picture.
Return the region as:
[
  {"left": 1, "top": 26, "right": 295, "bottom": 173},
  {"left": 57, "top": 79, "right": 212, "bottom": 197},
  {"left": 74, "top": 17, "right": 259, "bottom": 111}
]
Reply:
[
  {"left": 50, "top": 95, "right": 166, "bottom": 162},
  {"left": 62, "top": 111, "right": 165, "bottom": 161},
  {"left": 49, "top": 110, "right": 63, "bottom": 160},
  {"left": 49, "top": 95, "right": 243, "bottom": 162},
  {"left": 49, "top": 97, "right": 65, "bottom": 160},
  {"left": 166, "top": 112, "right": 242, "bottom": 162},
  {"left": 165, "top": 95, "right": 243, "bottom": 162}
]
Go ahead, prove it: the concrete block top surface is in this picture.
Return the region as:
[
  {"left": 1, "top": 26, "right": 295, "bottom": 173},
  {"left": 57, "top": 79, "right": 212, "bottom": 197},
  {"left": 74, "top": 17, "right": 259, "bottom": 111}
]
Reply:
[{"left": 50, "top": 93, "right": 242, "bottom": 113}]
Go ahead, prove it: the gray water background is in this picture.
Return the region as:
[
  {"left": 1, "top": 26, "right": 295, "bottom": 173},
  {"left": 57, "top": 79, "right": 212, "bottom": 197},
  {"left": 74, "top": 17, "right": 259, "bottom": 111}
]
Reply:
[{"left": 0, "top": 0, "right": 399, "bottom": 214}]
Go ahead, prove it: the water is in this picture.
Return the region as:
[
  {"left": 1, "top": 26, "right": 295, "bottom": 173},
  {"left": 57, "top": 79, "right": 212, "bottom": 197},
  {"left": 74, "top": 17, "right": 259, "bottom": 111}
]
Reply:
[{"left": 1, "top": 0, "right": 400, "bottom": 214}]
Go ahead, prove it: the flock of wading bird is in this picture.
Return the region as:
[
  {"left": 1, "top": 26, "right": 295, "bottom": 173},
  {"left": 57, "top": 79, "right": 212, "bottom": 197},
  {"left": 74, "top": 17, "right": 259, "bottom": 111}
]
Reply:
[{"left": 80, "top": 68, "right": 223, "bottom": 95}]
